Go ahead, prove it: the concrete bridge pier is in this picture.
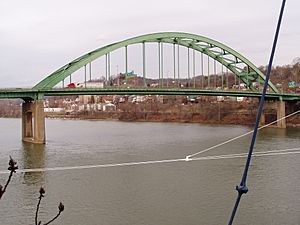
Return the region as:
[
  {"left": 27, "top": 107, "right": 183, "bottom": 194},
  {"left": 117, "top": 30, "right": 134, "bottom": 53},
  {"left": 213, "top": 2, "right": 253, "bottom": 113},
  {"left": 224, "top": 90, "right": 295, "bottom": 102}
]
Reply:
[
  {"left": 22, "top": 100, "right": 45, "bottom": 144},
  {"left": 259, "top": 112, "right": 266, "bottom": 127},
  {"left": 259, "top": 100, "right": 286, "bottom": 128},
  {"left": 276, "top": 100, "right": 286, "bottom": 128}
]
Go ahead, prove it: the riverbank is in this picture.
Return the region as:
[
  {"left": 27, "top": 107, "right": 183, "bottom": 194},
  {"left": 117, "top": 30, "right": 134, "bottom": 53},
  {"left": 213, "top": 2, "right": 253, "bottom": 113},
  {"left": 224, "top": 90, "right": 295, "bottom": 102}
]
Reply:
[
  {"left": 46, "top": 101, "right": 300, "bottom": 127},
  {"left": 1, "top": 100, "right": 300, "bottom": 127}
]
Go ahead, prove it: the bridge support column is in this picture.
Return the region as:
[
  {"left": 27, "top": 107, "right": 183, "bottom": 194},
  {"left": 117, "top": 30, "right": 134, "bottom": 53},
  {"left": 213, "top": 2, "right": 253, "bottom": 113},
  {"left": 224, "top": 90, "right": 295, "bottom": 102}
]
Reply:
[
  {"left": 22, "top": 100, "right": 45, "bottom": 144},
  {"left": 276, "top": 100, "right": 286, "bottom": 128},
  {"left": 259, "top": 112, "right": 266, "bottom": 127}
]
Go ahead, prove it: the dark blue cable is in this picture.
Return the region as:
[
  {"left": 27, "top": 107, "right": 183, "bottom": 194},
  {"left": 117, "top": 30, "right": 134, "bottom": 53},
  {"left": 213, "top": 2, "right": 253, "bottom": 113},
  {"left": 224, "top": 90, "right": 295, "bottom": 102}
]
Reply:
[{"left": 227, "top": 1, "right": 287, "bottom": 224}]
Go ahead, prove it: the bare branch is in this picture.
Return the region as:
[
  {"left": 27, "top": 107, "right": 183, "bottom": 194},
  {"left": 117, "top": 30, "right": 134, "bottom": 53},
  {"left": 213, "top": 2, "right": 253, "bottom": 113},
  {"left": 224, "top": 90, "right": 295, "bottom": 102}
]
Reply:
[
  {"left": 43, "top": 202, "right": 64, "bottom": 225},
  {"left": 34, "top": 187, "right": 64, "bottom": 225},
  {"left": 0, "top": 156, "right": 18, "bottom": 201},
  {"left": 35, "top": 187, "right": 45, "bottom": 225}
]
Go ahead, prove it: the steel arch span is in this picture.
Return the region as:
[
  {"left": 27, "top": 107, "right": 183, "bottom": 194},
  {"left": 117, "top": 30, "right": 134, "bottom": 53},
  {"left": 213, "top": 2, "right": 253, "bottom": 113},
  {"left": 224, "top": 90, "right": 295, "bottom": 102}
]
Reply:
[{"left": 33, "top": 32, "right": 279, "bottom": 93}]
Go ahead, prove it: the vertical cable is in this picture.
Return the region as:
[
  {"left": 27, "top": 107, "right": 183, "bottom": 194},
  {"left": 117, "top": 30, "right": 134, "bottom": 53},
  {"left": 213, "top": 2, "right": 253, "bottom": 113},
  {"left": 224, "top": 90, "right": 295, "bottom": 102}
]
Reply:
[
  {"left": 84, "top": 65, "right": 87, "bottom": 88},
  {"left": 178, "top": 44, "right": 180, "bottom": 80},
  {"left": 105, "top": 54, "right": 108, "bottom": 83},
  {"left": 207, "top": 56, "right": 210, "bottom": 89},
  {"left": 161, "top": 42, "right": 164, "bottom": 87},
  {"left": 89, "top": 62, "right": 92, "bottom": 81},
  {"left": 221, "top": 63, "right": 224, "bottom": 90},
  {"left": 125, "top": 46, "right": 128, "bottom": 87},
  {"left": 158, "top": 42, "right": 161, "bottom": 87},
  {"left": 143, "top": 42, "right": 146, "bottom": 87},
  {"left": 188, "top": 47, "right": 190, "bottom": 87},
  {"left": 193, "top": 49, "right": 196, "bottom": 88},
  {"left": 173, "top": 43, "right": 176, "bottom": 81},
  {"left": 108, "top": 53, "right": 111, "bottom": 85},
  {"left": 234, "top": 66, "right": 237, "bottom": 87},
  {"left": 214, "top": 59, "right": 217, "bottom": 89},
  {"left": 201, "top": 52, "right": 204, "bottom": 89},
  {"left": 226, "top": 67, "right": 229, "bottom": 89}
]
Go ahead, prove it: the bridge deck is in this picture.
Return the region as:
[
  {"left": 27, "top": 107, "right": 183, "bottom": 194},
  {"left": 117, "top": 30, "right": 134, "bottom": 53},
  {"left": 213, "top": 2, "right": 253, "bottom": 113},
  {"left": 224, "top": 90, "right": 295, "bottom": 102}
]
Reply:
[{"left": 0, "top": 88, "right": 299, "bottom": 101}]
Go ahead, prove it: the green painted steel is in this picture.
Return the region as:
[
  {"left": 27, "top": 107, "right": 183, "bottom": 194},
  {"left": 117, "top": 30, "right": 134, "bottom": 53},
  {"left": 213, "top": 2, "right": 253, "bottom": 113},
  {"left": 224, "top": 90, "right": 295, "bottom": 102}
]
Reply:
[
  {"left": 0, "top": 89, "right": 44, "bottom": 100},
  {"left": 33, "top": 32, "right": 279, "bottom": 93},
  {"left": 0, "top": 88, "right": 299, "bottom": 101}
]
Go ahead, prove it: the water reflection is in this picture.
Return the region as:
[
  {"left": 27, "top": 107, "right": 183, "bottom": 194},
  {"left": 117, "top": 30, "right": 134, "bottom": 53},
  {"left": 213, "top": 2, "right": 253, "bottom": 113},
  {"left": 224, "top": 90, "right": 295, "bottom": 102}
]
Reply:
[{"left": 22, "top": 143, "right": 45, "bottom": 186}]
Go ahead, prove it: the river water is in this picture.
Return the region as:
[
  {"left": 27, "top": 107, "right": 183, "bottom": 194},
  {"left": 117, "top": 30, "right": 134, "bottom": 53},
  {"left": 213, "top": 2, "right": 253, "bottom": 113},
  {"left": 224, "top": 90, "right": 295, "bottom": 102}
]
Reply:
[{"left": 0, "top": 118, "right": 299, "bottom": 225}]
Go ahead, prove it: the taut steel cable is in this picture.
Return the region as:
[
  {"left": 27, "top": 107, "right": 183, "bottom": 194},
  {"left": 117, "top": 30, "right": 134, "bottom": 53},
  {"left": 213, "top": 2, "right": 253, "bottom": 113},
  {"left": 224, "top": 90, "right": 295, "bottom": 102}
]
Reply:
[{"left": 227, "top": 0, "right": 287, "bottom": 224}]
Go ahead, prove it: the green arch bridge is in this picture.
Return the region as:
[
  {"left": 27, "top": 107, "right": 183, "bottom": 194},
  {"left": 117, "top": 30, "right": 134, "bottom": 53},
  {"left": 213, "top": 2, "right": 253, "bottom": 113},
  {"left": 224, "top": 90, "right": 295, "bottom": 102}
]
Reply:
[{"left": 0, "top": 32, "right": 299, "bottom": 143}]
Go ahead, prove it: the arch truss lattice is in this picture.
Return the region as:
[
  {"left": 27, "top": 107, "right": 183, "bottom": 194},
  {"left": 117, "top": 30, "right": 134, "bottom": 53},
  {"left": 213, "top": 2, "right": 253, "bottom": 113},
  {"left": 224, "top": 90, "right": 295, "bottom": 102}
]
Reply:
[{"left": 33, "top": 32, "right": 279, "bottom": 93}]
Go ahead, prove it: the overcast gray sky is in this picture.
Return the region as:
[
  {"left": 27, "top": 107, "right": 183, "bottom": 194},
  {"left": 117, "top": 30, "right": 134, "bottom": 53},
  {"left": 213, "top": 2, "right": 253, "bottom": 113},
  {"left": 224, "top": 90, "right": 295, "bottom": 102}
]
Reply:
[{"left": 0, "top": 0, "right": 299, "bottom": 87}]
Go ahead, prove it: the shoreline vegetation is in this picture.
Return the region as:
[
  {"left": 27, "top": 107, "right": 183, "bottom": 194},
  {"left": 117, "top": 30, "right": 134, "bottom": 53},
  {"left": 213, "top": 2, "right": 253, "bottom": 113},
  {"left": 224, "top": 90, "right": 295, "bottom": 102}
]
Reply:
[
  {"left": 51, "top": 110, "right": 300, "bottom": 128},
  {"left": 46, "top": 114, "right": 300, "bottom": 127},
  {"left": 1, "top": 100, "right": 299, "bottom": 127}
]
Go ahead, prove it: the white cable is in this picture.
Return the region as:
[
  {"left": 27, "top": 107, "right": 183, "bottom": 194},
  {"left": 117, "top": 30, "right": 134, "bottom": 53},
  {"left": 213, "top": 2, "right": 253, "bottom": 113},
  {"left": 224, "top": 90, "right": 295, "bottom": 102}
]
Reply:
[
  {"left": 186, "top": 109, "right": 300, "bottom": 159},
  {"left": 192, "top": 147, "right": 300, "bottom": 160},
  {"left": 0, "top": 111, "right": 298, "bottom": 175},
  {"left": 0, "top": 147, "right": 299, "bottom": 175},
  {"left": 198, "top": 149, "right": 300, "bottom": 161}
]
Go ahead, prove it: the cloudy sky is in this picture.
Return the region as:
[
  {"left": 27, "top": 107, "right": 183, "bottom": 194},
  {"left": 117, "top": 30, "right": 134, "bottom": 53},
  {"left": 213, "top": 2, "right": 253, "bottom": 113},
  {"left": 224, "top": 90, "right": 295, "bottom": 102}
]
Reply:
[{"left": 0, "top": 0, "right": 299, "bottom": 87}]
